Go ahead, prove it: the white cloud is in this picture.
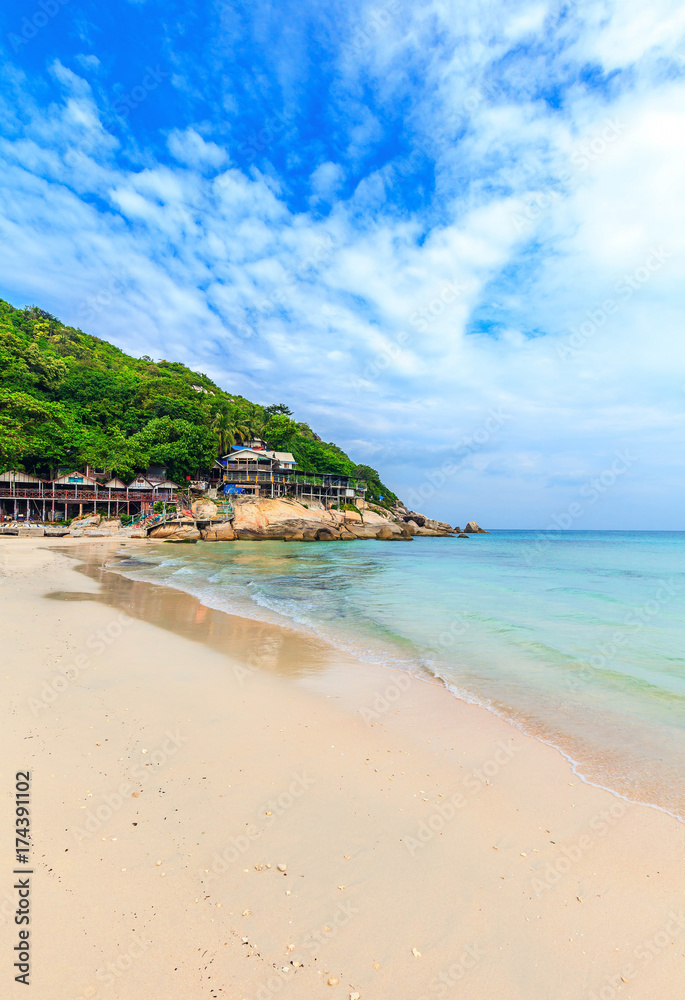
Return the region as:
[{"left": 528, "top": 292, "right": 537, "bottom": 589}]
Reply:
[
  {"left": 75, "top": 54, "right": 101, "bottom": 72},
  {"left": 310, "top": 161, "right": 345, "bottom": 200},
  {"left": 167, "top": 127, "right": 229, "bottom": 170},
  {"left": 0, "top": 3, "right": 684, "bottom": 526}
]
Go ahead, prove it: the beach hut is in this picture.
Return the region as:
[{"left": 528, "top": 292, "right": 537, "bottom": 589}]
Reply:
[
  {"left": 104, "top": 477, "right": 127, "bottom": 490},
  {"left": 127, "top": 475, "right": 154, "bottom": 491},
  {"left": 51, "top": 470, "right": 100, "bottom": 489},
  {"left": 0, "top": 470, "right": 44, "bottom": 486},
  {"left": 0, "top": 471, "right": 47, "bottom": 520},
  {"left": 153, "top": 480, "right": 179, "bottom": 500}
]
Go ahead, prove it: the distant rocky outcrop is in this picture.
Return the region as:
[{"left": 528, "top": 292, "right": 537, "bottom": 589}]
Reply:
[
  {"left": 464, "top": 521, "right": 488, "bottom": 533},
  {"left": 391, "top": 503, "right": 454, "bottom": 535}
]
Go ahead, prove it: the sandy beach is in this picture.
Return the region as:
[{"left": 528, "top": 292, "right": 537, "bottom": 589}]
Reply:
[{"left": 1, "top": 537, "right": 684, "bottom": 1000}]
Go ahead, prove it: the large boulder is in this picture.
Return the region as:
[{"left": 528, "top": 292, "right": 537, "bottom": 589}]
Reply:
[
  {"left": 71, "top": 512, "right": 101, "bottom": 527},
  {"left": 464, "top": 521, "right": 487, "bottom": 533},
  {"left": 348, "top": 523, "right": 382, "bottom": 539},
  {"left": 402, "top": 511, "right": 426, "bottom": 527},
  {"left": 192, "top": 498, "right": 219, "bottom": 519},
  {"left": 316, "top": 527, "right": 341, "bottom": 541},
  {"left": 234, "top": 527, "right": 268, "bottom": 540},
  {"left": 150, "top": 523, "right": 200, "bottom": 541},
  {"left": 376, "top": 524, "right": 412, "bottom": 541},
  {"left": 338, "top": 525, "right": 360, "bottom": 540},
  {"left": 263, "top": 518, "right": 315, "bottom": 539},
  {"left": 201, "top": 522, "right": 236, "bottom": 541},
  {"left": 424, "top": 518, "right": 453, "bottom": 533}
]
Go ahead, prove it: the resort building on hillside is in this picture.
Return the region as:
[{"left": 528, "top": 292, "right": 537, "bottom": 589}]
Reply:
[{"left": 218, "top": 447, "right": 366, "bottom": 504}]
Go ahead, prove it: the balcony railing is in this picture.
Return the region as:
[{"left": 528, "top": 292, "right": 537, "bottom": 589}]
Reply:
[
  {"left": 0, "top": 487, "right": 169, "bottom": 502},
  {"left": 223, "top": 470, "right": 364, "bottom": 489}
]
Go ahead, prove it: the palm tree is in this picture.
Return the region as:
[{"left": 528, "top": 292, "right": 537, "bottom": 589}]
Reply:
[
  {"left": 236, "top": 405, "right": 266, "bottom": 447},
  {"left": 211, "top": 411, "right": 238, "bottom": 455}
]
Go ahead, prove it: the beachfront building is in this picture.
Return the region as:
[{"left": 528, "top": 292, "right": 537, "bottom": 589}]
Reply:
[
  {"left": 0, "top": 468, "right": 179, "bottom": 522},
  {"left": 0, "top": 448, "right": 367, "bottom": 520},
  {"left": 218, "top": 447, "right": 366, "bottom": 505}
]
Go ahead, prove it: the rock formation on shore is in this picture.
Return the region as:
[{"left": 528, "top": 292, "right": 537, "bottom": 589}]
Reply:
[{"left": 149, "top": 497, "right": 447, "bottom": 543}]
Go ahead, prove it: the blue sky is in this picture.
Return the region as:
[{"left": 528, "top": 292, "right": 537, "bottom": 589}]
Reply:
[{"left": 1, "top": 0, "right": 684, "bottom": 527}]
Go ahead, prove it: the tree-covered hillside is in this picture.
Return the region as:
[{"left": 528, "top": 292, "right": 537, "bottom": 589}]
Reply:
[{"left": 0, "top": 300, "right": 397, "bottom": 504}]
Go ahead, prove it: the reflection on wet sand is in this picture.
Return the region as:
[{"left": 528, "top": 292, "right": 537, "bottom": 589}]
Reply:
[{"left": 47, "top": 544, "right": 331, "bottom": 679}]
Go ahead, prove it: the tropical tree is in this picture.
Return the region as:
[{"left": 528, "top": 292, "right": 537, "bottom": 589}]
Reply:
[{"left": 211, "top": 410, "right": 237, "bottom": 455}]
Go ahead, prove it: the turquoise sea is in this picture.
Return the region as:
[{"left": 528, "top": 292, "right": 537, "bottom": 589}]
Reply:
[{"left": 109, "top": 531, "right": 685, "bottom": 819}]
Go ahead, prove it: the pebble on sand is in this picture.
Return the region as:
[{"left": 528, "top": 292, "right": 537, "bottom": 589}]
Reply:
[
  {"left": 412, "top": 947, "right": 422, "bottom": 958},
  {"left": 277, "top": 864, "right": 287, "bottom": 872},
  {"left": 327, "top": 978, "right": 338, "bottom": 986}
]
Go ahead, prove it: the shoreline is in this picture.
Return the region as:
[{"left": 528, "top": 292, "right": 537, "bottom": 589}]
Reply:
[
  {"left": 2, "top": 536, "right": 684, "bottom": 999},
  {"left": 97, "top": 537, "right": 685, "bottom": 825}
]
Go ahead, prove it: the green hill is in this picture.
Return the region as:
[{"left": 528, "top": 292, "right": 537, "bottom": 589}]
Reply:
[{"left": 0, "top": 299, "right": 397, "bottom": 505}]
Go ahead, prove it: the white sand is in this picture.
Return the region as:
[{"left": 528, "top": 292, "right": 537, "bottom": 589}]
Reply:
[{"left": 1, "top": 537, "right": 683, "bottom": 999}]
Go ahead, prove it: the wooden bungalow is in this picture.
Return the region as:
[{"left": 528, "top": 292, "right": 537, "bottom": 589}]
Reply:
[
  {"left": 127, "top": 475, "right": 154, "bottom": 490},
  {"left": 0, "top": 470, "right": 44, "bottom": 487}
]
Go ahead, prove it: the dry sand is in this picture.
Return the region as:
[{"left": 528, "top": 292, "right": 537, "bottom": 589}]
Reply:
[{"left": 1, "top": 537, "right": 683, "bottom": 1000}]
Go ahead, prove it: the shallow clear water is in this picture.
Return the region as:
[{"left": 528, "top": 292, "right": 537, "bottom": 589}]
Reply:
[{"left": 108, "top": 531, "right": 685, "bottom": 819}]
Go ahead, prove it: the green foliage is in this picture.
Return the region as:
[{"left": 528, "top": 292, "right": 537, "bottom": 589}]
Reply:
[{"left": 0, "top": 298, "right": 398, "bottom": 499}]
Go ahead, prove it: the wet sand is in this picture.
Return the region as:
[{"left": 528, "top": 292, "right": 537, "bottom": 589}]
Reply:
[{"left": 1, "top": 536, "right": 684, "bottom": 1000}]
